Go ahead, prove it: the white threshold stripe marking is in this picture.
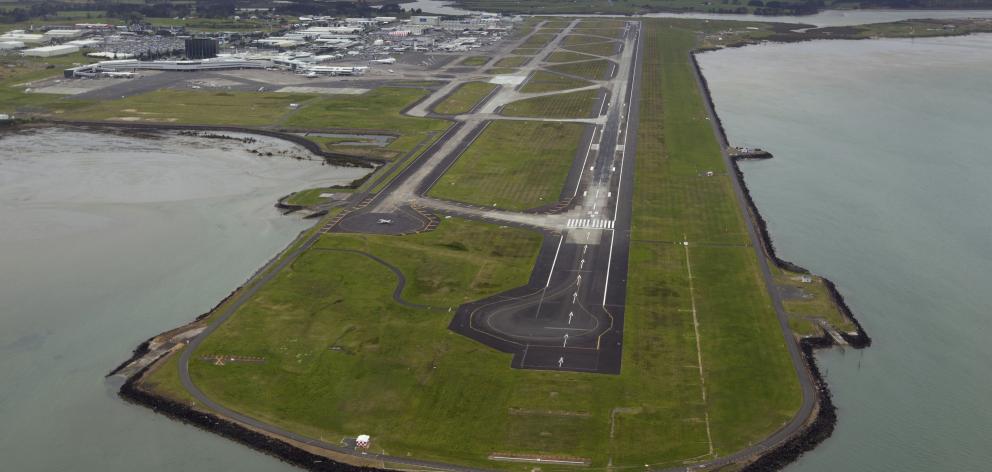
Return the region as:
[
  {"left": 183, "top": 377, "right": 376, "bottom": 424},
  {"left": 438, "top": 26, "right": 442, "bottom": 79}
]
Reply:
[
  {"left": 566, "top": 219, "right": 615, "bottom": 229},
  {"left": 546, "top": 234, "right": 565, "bottom": 287}
]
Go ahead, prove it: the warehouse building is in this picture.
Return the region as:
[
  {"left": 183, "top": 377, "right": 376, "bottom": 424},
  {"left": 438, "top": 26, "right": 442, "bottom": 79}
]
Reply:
[
  {"left": 44, "top": 29, "right": 84, "bottom": 40},
  {"left": 0, "top": 31, "right": 47, "bottom": 44},
  {"left": 184, "top": 38, "right": 218, "bottom": 59},
  {"left": 23, "top": 45, "right": 79, "bottom": 57},
  {"left": 0, "top": 41, "right": 25, "bottom": 50}
]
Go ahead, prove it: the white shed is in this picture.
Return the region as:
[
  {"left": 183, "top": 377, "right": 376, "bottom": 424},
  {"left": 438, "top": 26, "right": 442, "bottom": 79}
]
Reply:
[{"left": 356, "top": 434, "right": 370, "bottom": 449}]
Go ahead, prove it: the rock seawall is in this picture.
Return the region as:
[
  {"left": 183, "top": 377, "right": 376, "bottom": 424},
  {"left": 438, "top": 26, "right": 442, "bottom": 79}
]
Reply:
[
  {"left": 692, "top": 50, "right": 872, "bottom": 470},
  {"left": 119, "top": 363, "right": 379, "bottom": 472}
]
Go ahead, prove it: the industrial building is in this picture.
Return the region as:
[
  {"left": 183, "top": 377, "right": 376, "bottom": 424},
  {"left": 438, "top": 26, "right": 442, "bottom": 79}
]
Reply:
[
  {"left": 185, "top": 38, "right": 218, "bottom": 59},
  {"left": 0, "top": 31, "right": 47, "bottom": 44},
  {"left": 64, "top": 57, "right": 265, "bottom": 78},
  {"left": 23, "top": 45, "right": 80, "bottom": 57},
  {"left": 0, "top": 41, "right": 25, "bottom": 50},
  {"left": 44, "top": 29, "right": 84, "bottom": 40}
]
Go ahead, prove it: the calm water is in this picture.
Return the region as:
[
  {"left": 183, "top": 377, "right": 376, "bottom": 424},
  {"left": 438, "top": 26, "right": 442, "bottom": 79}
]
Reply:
[
  {"left": 698, "top": 35, "right": 992, "bottom": 471},
  {"left": 400, "top": 0, "right": 992, "bottom": 26},
  {"left": 643, "top": 8, "right": 992, "bottom": 26},
  {"left": 0, "top": 128, "right": 367, "bottom": 471}
]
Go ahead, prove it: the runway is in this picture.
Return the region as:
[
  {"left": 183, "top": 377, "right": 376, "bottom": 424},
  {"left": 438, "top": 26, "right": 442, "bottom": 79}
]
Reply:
[{"left": 446, "top": 21, "right": 641, "bottom": 374}]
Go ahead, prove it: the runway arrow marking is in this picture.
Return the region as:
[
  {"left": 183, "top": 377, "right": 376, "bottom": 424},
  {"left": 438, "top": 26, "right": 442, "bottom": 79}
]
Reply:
[
  {"left": 580, "top": 259, "right": 585, "bottom": 269},
  {"left": 558, "top": 357, "right": 564, "bottom": 368},
  {"left": 576, "top": 274, "right": 582, "bottom": 286},
  {"left": 568, "top": 312, "right": 574, "bottom": 325},
  {"left": 583, "top": 245, "right": 588, "bottom": 255},
  {"left": 563, "top": 334, "right": 569, "bottom": 348},
  {"left": 572, "top": 292, "right": 578, "bottom": 303}
]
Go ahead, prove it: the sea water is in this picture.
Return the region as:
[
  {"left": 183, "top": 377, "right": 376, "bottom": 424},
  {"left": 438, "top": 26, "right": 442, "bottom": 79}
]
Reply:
[
  {"left": 698, "top": 34, "right": 992, "bottom": 471},
  {"left": 0, "top": 128, "right": 368, "bottom": 471}
]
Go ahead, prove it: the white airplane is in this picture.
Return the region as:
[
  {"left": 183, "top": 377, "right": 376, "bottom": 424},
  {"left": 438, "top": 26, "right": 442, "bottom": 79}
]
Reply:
[
  {"left": 305, "top": 71, "right": 318, "bottom": 78},
  {"left": 377, "top": 219, "right": 393, "bottom": 224},
  {"left": 370, "top": 57, "right": 396, "bottom": 65}
]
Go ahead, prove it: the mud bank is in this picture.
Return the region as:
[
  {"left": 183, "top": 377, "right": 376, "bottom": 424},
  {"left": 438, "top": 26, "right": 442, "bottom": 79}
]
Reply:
[
  {"left": 32, "top": 121, "right": 382, "bottom": 168},
  {"left": 691, "top": 50, "right": 871, "bottom": 470}
]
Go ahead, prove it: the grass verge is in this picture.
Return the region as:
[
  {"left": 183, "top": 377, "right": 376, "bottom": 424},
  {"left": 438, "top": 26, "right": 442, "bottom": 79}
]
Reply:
[
  {"left": 519, "top": 70, "right": 593, "bottom": 93},
  {"left": 433, "top": 82, "right": 498, "bottom": 115},
  {"left": 501, "top": 88, "right": 599, "bottom": 119},
  {"left": 546, "top": 59, "right": 615, "bottom": 80},
  {"left": 428, "top": 120, "right": 585, "bottom": 210}
]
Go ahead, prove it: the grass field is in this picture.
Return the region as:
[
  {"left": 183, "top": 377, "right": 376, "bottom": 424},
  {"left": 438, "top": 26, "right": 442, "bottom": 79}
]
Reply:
[
  {"left": 493, "top": 55, "right": 531, "bottom": 68},
  {"left": 564, "top": 40, "right": 620, "bottom": 56},
  {"left": 484, "top": 67, "right": 519, "bottom": 75},
  {"left": 501, "top": 88, "right": 599, "bottom": 119},
  {"left": 544, "top": 50, "right": 598, "bottom": 63},
  {"left": 519, "top": 70, "right": 592, "bottom": 93},
  {"left": 774, "top": 268, "right": 856, "bottom": 336},
  {"left": 459, "top": 55, "right": 491, "bottom": 67},
  {"left": 61, "top": 89, "right": 314, "bottom": 126},
  {"left": 284, "top": 187, "right": 353, "bottom": 207},
  {"left": 562, "top": 33, "right": 615, "bottom": 46},
  {"left": 142, "top": 17, "right": 805, "bottom": 472},
  {"left": 433, "top": 82, "right": 498, "bottom": 115},
  {"left": 428, "top": 120, "right": 585, "bottom": 210},
  {"left": 541, "top": 19, "right": 574, "bottom": 28},
  {"left": 625, "top": 19, "right": 801, "bottom": 457},
  {"left": 510, "top": 47, "right": 541, "bottom": 55},
  {"left": 546, "top": 59, "right": 615, "bottom": 80},
  {"left": 569, "top": 27, "right": 627, "bottom": 39},
  {"left": 286, "top": 87, "right": 448, "bottom": 134},
  {"left": 64, "top": 86, "right": 443, "bottom": 134},
  {"left": 577, "top": 19, "right": 627, "bottom": 29},
  {"left": 0, "top": 53, "right": 95, "bottom": 114},
  {"left": 518, "top": 32, "right": 557, "bottom": 49}
]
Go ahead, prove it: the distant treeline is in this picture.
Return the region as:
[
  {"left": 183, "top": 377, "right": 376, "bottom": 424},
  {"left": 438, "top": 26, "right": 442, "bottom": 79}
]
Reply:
[
  {"left": 708, "top": 0, "right": 824, "bottom": 16},
  {"left": 834, "top": 0, "right": 992, "bottom": 9}
]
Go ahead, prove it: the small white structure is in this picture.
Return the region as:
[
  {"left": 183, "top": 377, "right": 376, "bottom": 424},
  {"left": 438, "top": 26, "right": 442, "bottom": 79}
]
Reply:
[
  {"left": 66, "top": 38, "right": 102, "bottom": 48},
  {"left": 0, "top": 41, "right": 25, "bottom": 50},
  {"left": 0, "top": 32, "right": 46, "bottom": 44},
  {"left": 356, "top": 434, "right": 371, "bottom": 449},
  {"left": 44, "top": 29, "right": 84, "bottom": 40},
  {"left": 410, "top": 15, "right": 441, "bottom": 26},
  {"left": 23, "top": 45, "right": 79, "bottom": 57}
]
